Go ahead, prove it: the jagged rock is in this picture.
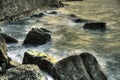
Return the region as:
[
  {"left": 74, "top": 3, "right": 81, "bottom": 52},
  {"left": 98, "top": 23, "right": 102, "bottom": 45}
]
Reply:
[
  {"left": 80, "top": 53, "right": 108, "bottom": 80},
  {"left": 0, "top": 33, "right": 18, "bottom": 43},
  {"left": 23, "top": 49, "right": 57, "bottom": 75},
  {"left": 23, "top": 28, "right": 51, "bottom": 46},
  {"left": 83, "top": 22, "right": 106, "bottom": 30},
  {"left": 53, "top": 55, "right": 92, "bottom": 80},
  {"left": 0, "top": 34, "right": 10, "bottom": 73},
  {"left": 0, "top": 64, "right": 47, "bottom": 80},
  {"left": 31, "top": 13, "right": 44, "bottom": 18}
]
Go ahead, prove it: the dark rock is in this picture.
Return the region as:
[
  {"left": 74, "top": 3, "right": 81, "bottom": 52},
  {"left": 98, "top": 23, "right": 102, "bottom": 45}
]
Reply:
[
  {"left": 73, "top": 18, "right": 88, "bottom": 23},
  {"left": 23, "top": 49, "right": 57, "bottom": 75},
  {"left": 83, "top": 22, "right": 106, "bottom": 30},
  {"left": 0, "top": 64, "right": 47, "bottom": 80},
  {"left": 23, "top": 28, "right": 51, "bottom": 46},
  {"left": 80, "top": 53, "right": 108, "bottom": 80},
  {"left": 31, "top": 13, "right": 44, "bottom": 18},
  {"left": 0, "top": 34, "right": 10, "bottom": 73},
  {"left": 0, "top": 33, "right": 18, "bottom": 43},
  {"left": 53, "top": 53, "right": 108, "bottom": 80},
  {"left": 53, "top": 55, "right": 92, "bottom": 80},
  {"left": 68, "top": 14, "right": 77, "bottom": 18},
  {"left": 48, "top": 11, "right": 57, "bottom": 14}
]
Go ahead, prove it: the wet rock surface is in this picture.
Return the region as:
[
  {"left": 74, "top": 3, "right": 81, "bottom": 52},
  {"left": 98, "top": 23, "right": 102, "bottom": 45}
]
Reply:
[
  {"left": 80, "top": 53, "right": 108, "bottom": 80},
  {"left": 0, "top": 33, "right": 18, "bottom": 43},
  {"left": 53, "top": 53, "right": 108, "bottom": 80},
  {"left": 23, "top": 28, "right": 51, "bottom": 46},
  {"left": 0, "top": 64, "right": 47, "bottom": 80},
  {"left": 83, "top": 22, "right": 106, "bottom": 30},
  {"left": 23, "top": 49, "right": 57, "bottom": 75}
]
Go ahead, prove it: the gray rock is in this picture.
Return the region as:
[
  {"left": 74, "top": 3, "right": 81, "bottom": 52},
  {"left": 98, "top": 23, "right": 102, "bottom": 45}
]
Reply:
[
  {"left": 0, "top": 64, "right": 47, "bottom": 80},
  {"left": 80, "top": 53, "right": 108, "bottom": 80},
  {"left": 53, "top": 55, "right": 92, "bottom": 80},
  {"left": 0, "top": 33, "right": 18, "bottom": 43},
  {"left": 83, "top": 22, "right": 106, "bottom": 30},
  {"left": 23, "top": 28, "right": 51, "bottom": 46},
  {"left": 23, "top": 49, "right": 57, "bottom": 75}
]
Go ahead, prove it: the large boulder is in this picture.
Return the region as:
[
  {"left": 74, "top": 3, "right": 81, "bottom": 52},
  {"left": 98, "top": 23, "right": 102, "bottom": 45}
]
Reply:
[
  {"left": 83, "top": 22, "right": 106, "bottom": 30},
  {"left": 0, "top": 33, "right": 18, "bottom": 43},
  {"left": 0, "top": 34, "right": 10, "bottom": 73},
  {"left": 23, "top": 28, "right": 51, "bottom": 46},
  {"left": 23, "top": 49, "right": 57, "bottom": 75},
  {"left": 53, "top": 55, "right": 92, "bottom": 80},
  {"left": 80, "top": 53, "right": 108, "bottom": 80},
  {"left": 53, "top": 53, "right": 108, "bottom": 80},
  {"left": 0, "top": 64, "right": 47, "bottom": 80}
]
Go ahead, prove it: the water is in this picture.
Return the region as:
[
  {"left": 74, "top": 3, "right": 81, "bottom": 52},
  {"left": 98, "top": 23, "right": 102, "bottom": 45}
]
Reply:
[{"left": 0, "top": 0, "right": 120, "bottom": 80}]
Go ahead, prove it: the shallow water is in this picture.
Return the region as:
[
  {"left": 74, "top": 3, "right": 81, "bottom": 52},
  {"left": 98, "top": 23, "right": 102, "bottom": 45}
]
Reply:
[{"left": 0, "top": 0, "right": 120, "bottom": 80}]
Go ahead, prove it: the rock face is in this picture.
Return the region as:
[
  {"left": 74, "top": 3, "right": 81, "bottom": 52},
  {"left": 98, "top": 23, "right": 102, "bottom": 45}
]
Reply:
[
  {"left": 0, "top": 34, "right": 10, "bottom": 73},
  {"left": 23, "top": 28, "right": 51, "bottom": 46},
  {"left": 80, "top": 53, "right": 108, "bottom": 80},
  {"left": 0, "top": 64, "right": 47, "bottom": 80},
  {"left": 0, "top": 33, "right": 18, "bottom": 43},
  {"left": 83, "top": 22, "right": 106, "bottom": 30},
  {"left": 54, "top": 53, "right": 108, "bottom": 80},
  {"left": 23, "top": 49, "right": 57, "bottom": 75},
  {"left": 0, "top": 0, "right": 64, "bottom": 20}
]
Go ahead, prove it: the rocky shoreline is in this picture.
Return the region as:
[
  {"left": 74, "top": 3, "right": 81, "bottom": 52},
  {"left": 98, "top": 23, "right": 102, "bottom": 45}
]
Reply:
[{"left": 0, "top": 0, "right": 111, "bottom": 80}]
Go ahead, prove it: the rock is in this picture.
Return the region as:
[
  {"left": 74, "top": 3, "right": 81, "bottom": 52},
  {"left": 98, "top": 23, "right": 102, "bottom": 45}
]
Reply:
[
  {"left": 9, "top": 60, "right": 20, "bottom": 68},
  {"left": 83, "top": 22, "right": 106, "bottom": 30},
  {"left": 0, "top": 64, "right": 47, "bottom": 80},
  {"left": 73, "top": 18, "right": 88, "bottom": 23},
  {"left": 80, "top": 53, "right": 108, "bottom": 80},
  {"left": 48, "top": 11, "right": 57, "bottom": 14},
  {"left": 0, "top": 34, "right": 10, "bottom": 73},
  {"left": 53, "top": 55, "right": 92, "bottom": 80},
  {"left": 31, "top": 13, "right": 44, "bottom": 18},
  {"left": 23, "top": 49, "right": 57, "bottom": 75},
  {"left": 23, "top": 28, "right": 51, "bottom": 46},
  {"left": 53, "top": 53, "right": 108, "bottom": 80},
  {"left": 68, "top": 14, "right": 77, "bottom": 18},
  {"left": 0, "top": 33, "right": 18, "bottom": 43}
]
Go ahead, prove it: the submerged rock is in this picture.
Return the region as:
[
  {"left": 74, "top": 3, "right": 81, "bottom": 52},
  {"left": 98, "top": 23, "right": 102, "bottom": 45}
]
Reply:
[
  {"left": 23, "top": 28, "right": 51, "bottom": 46},
  {"left": 0, "top": 33, "right": 18, "bottom": 43},
  {"left": 31, "top": 13, "right": 44, "bottom": 18},
  {"left": 0, "top": 64, "right": 47, "bottom": 80},
  {"left": 83, "top": 22, "right": 106, "bottom": 30},
  {"left": 80, "top": 53, "right": 108, "bottom": 80},
  {"left": 23, "top": 49, "right": 57, "bottom": 75}
]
